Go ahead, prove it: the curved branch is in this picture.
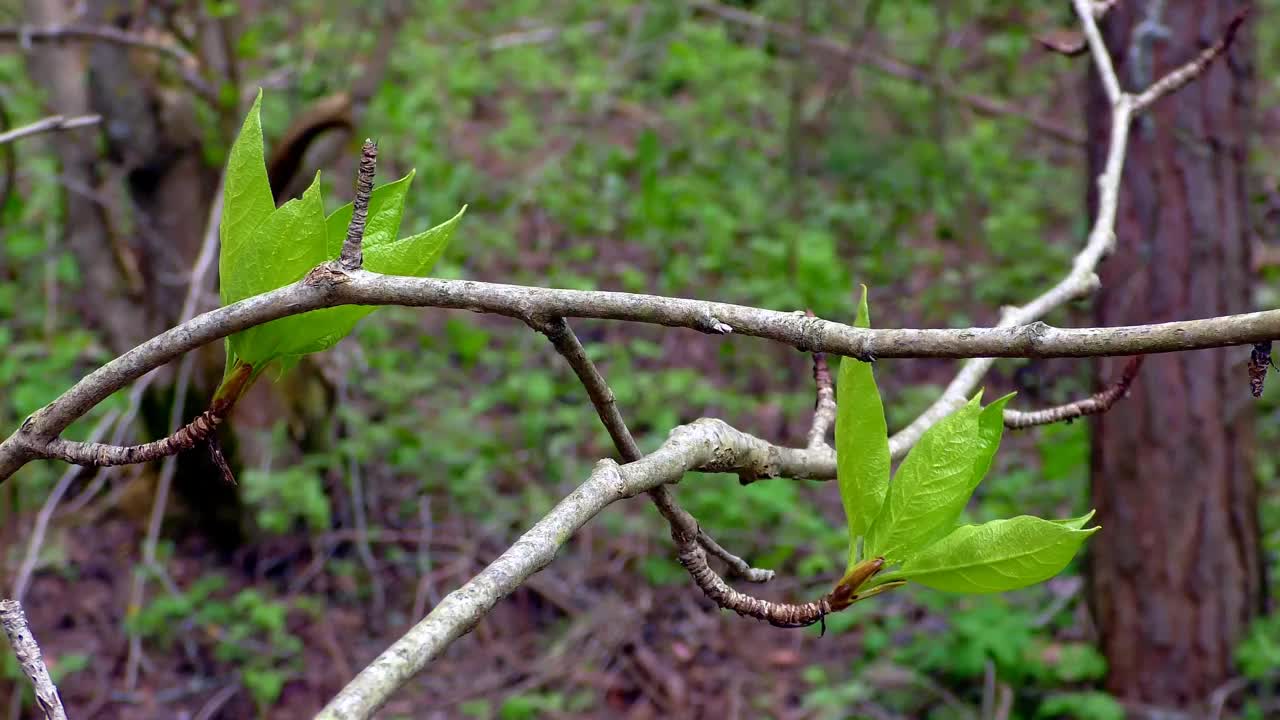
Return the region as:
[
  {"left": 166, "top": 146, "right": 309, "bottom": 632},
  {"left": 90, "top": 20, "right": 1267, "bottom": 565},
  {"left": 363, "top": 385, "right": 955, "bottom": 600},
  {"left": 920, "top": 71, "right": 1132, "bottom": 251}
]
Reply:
[
  {"left": 317, "top": 418, "right": 836, "bottom": 720},
  {"left": 3, "top": 266, "right": 1279, "bottom": 481},
  {"left": 1004, "top": 355, "right": 1145, "bottom": 429}
]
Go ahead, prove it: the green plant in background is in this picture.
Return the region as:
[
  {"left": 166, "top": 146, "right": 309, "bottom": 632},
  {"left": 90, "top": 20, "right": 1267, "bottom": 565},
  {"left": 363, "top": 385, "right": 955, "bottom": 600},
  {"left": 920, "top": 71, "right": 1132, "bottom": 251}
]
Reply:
[
  {"left": 128, "top": 574, "right": 304, "bottom": 714},
  {"left": 217, "top": 90, "right": 465, "bottom": 396},
  {"left": 828, "top": 287, "right": 1098, "bottom": 606}
]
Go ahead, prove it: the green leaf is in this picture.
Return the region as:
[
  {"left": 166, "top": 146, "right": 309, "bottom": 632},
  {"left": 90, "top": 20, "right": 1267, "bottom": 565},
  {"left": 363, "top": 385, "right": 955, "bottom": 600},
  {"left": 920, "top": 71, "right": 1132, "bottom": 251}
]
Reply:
[
  {"left": 279, "top": 205, "right": 468, "bottom": 358},
  {"left": 895, "top": 513, "right": 1099, "bottom": 593},
  {"left": 864, "top": 394, "right": 983, "bottom": 562},
  {"left": 225, "top": 173, "right": 329, "bottom": 367},
  {"left": 1052, "top": 509, "right": 1096, "bottom": 531},
  {"left": 219, "top": 89, "right": 275, "bottom": 307},
  {"left": 836, "top": 285, "right": 889, "bottom": 570},
  {"left": 971, "top": 391, "right": 1015, "bottom": 491}
]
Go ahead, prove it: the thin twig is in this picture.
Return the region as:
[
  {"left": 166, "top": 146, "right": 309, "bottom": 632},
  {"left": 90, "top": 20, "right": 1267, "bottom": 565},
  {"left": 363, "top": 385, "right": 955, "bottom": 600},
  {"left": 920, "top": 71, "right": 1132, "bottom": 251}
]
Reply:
[
  {"left": 340, "top": 139, "right": 377, "bottom": 271},
  {"left": 528, "top": 317, "right": 773, "bottom": 583},
  {"left": 887, "top": 0, "right": 1244, "bottom": 460},
  {"left": 0, "top": 114, "right": 98, "bottom": 145},
  {"left": 0, "top": 599, "right": 67, "bottom": 720},
  {"left": 1131, "top": 8, "right": 1249, "bottom": 113},
  {"left": 11, "top": 409, "right": 119, "bottom": 601},
  {"left": 806, "top": 311, "right": 836, "bottom": 449},
  {"left": 1073, "top": 0, "right": 1122, "bottom": 104},
  {"left": 318, "top": 419, "right": 841, "bottom": 719},
  {"left": 1004, "top": 355, "right": 1144, "bottom": 429},
  {"left": 0, "top": 24, "right": 217, "bottom": 104}
]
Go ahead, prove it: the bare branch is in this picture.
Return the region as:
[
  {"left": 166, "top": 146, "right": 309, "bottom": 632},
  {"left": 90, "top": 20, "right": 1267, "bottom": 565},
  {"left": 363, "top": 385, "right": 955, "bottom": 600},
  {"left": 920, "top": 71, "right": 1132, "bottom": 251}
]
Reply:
[
  {"left": 317, "top": 418, "right": 836, "bottom": 720},
  {"left": 1004, "top": 355, "right": 1145, "bottom": 429},
  {"left": 0, "top": 599, "right": 67, "bottom": 720},
  {"left": 0, "top": 24, "right": 218, "bottom": 105},
  {"left": 806, "top": 310, "right": 836, "bottom": 450},
  {"left": 5, "top": 269, "right": 1280, "bottom": 481},
  {"left": 1073, "top": 0, "right": 1122, "bottom": 104},
  {"left": 340, "top": 139, "right": 377, "bottom": 271},
  {"left": 11, "top": 409, "right": 120, "bottom": 601},
  {"left": 1131, "top": 8, "right": 1249, "bottom": 113},
  {"left": 41, "top": 399, "right": 230, "bottom": 466},
  {"left": 0, "top": 114, "right": 99, "bottom": 145},
  {"left": 528, "top": 316, "right": 773, "bottom": 582}
]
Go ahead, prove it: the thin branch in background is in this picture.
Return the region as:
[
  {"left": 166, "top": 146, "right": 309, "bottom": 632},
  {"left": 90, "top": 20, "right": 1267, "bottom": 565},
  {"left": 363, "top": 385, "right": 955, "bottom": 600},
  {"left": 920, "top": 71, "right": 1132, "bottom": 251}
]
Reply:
[
  {"left": 1130, "top": 7, "right": 1249, "bottom": 113},
  {"left": 529, "top": 316, "right": 773, "bottom": 583},
  {"left": 11, "top": 409, "right": 120, "bottom": 601},
  {"left": 0, "top": 599, "right": 67, "bottom": 720},
  {"left": 0, "top": 113, "right": 98, "bottom": 145},
  {"left": 1004, "top": 355, "right": 1145, "bottom": 429},
  {"left": 340, "top": 139, "right": 378, "bottom": 271},
  {"left": 806, "top": 310, "right": 836, "bottom": 450},
  {"left": 888, "top": 0, "right": 1243, "bottom": 460},
  {"left": 124, "top": 176, "right": 228, "bottom": 690},
  {"left": 0, "top": 24, "right": 217, "bottom": 105}
]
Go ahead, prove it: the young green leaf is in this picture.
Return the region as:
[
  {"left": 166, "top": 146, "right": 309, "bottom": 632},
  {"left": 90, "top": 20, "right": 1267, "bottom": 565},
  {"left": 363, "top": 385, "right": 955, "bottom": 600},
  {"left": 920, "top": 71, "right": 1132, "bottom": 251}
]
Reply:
[
  {"left": 219, "top": 89, "right": 275, "bottom": 308},
  {"left": 836, "top": 285, "right": 889, "bottom": 570},
  {"left": 224, "top": 173, "right": 329, "bottom": 368},
  {"left": 1052, "top": 510, "right": 1096, "bottom": 531},
  {"left": 863, "top": 395, "right": 983, "bottom": 562},
  {"left": 971, "top": 392, "right": 1015, "bottom": 485},
  {"left": 894, "top": 513, "right": 1099, "bottom": 593},
  {"left": 276, "top": 205, "right": 469, "bottom": 360}
]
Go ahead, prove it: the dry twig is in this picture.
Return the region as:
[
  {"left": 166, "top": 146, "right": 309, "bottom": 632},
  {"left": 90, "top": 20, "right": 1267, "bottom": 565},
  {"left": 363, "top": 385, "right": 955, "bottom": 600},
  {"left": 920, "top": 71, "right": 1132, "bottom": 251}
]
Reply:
[
  {"left": 0, "top": 600, "right": 67, "bottom": 720},
  {"left": 0, "top": 114, "right": 99, "bottom": 145},
  {"left": 1003, "top": 356, "right": 1145, "bottom": 429}
]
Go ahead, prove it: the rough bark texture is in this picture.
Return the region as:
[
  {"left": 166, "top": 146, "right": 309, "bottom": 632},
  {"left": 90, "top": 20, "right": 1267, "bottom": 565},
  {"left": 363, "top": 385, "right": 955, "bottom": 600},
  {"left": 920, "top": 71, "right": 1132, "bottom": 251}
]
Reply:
[{"left": 1087, "top": 1, "right": 1262, "bottom": 710}]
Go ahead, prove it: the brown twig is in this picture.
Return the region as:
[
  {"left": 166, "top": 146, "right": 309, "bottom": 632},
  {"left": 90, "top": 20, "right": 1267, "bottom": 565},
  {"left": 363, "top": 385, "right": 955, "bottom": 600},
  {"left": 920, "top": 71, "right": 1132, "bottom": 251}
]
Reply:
[
  {"left": 0, "top": 600, "right": 67, "bottom": 720},
  {"left": 1004, "top": 355, "right": 1145, "bottom": 429},
  {"left": 340, "top": 139, "right": 378, "bottom": 271},
  {"left": 529, "top": 316, "right": 773, "bottom": 583},
  {"left": 0, "top": 114, "right": 99, "bottom": 145},
  {"left": 806, "top": 310, "right": 836, "bottom": 449},
  {"left": 1131, "top": 8, "right": 1250, "bottom": 113}
]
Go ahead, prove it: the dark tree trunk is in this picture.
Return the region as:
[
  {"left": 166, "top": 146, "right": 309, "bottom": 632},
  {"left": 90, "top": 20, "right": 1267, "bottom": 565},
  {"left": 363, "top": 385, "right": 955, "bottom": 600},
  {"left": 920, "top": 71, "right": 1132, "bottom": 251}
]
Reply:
[{"left": 1086, "top": 2, "right": 1262, "bottom": 713}]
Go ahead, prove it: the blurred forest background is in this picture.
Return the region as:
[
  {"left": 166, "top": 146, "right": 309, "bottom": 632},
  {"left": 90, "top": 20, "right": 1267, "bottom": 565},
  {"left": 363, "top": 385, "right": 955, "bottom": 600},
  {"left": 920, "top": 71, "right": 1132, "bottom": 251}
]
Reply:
[{"left": 3, "top": 0, "right": 1280, "bottom": 718}]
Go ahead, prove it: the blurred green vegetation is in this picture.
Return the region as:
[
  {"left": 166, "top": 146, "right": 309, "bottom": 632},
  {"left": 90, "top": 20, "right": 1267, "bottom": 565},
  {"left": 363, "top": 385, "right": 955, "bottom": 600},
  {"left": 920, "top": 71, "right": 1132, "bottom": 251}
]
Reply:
[{"left": 3, "top": 0, "right": 1280, "bottom": 717}]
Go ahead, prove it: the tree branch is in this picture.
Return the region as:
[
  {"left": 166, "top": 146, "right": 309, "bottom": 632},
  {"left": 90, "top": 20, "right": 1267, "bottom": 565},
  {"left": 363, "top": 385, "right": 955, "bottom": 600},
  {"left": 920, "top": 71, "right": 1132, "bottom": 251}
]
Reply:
[
  {"left": 340, "top": 139, "right": 377, "bottom": 271},
  {"left": 316, "top": 418, "right": 837, "bottom": 720},
  {"left": 0, "top": 599, "right": 67, "bottom": 720},
  {"left": 4, "top": 269, "right": 1280, "bottom": 481},
  {"left": 1003, "top": 355, "right": 1145, "bottom": 429},
  {"left": 806, "top": 314, "right": 836, "bottom": 449},
  {"left": 886, "top": 0, "right": 1244, "bottom": 460},
  {"left": 0, "top": 114, "right": 99, "bottom": 145},
  {"left": 529, "top": 316, "right": 774, "bottom": 587},
  {"left": 0, "top": 24, "right": 218, "bottom": 105}
]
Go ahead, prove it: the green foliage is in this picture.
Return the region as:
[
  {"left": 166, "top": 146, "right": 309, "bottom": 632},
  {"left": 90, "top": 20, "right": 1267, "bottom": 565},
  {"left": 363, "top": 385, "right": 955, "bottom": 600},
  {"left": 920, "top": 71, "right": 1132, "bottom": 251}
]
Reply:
[
  {"left": 1036, "top": 692, "right": 1125, "bottom": 720},
  {"left": 217, "top": 92, "right": 465, "bottom": 386},
  {"left": 836, "top": 286, "right": 888, "bottom": 566},
  {"left": 834, "top": 294, "right": 1096, "bottom": 595},
  {"left": 129, "top": 574, "right": 303, "bottom": 713},
  {"left": 892, "top": 513, "right": 1098, "bottom": 593},
  {"left": 1238, "top": 611, "right": 1280, "bottom": 681},
  {"left": 241, "top": 464, "right": 332, "bottom": 534}
]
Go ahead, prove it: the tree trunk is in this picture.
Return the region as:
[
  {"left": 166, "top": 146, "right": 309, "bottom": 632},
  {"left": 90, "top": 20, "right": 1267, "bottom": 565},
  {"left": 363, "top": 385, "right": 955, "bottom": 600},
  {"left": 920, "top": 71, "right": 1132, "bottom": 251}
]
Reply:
[{"left": 1086, "top": 2, "right": 1262, "bottom": 713}]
